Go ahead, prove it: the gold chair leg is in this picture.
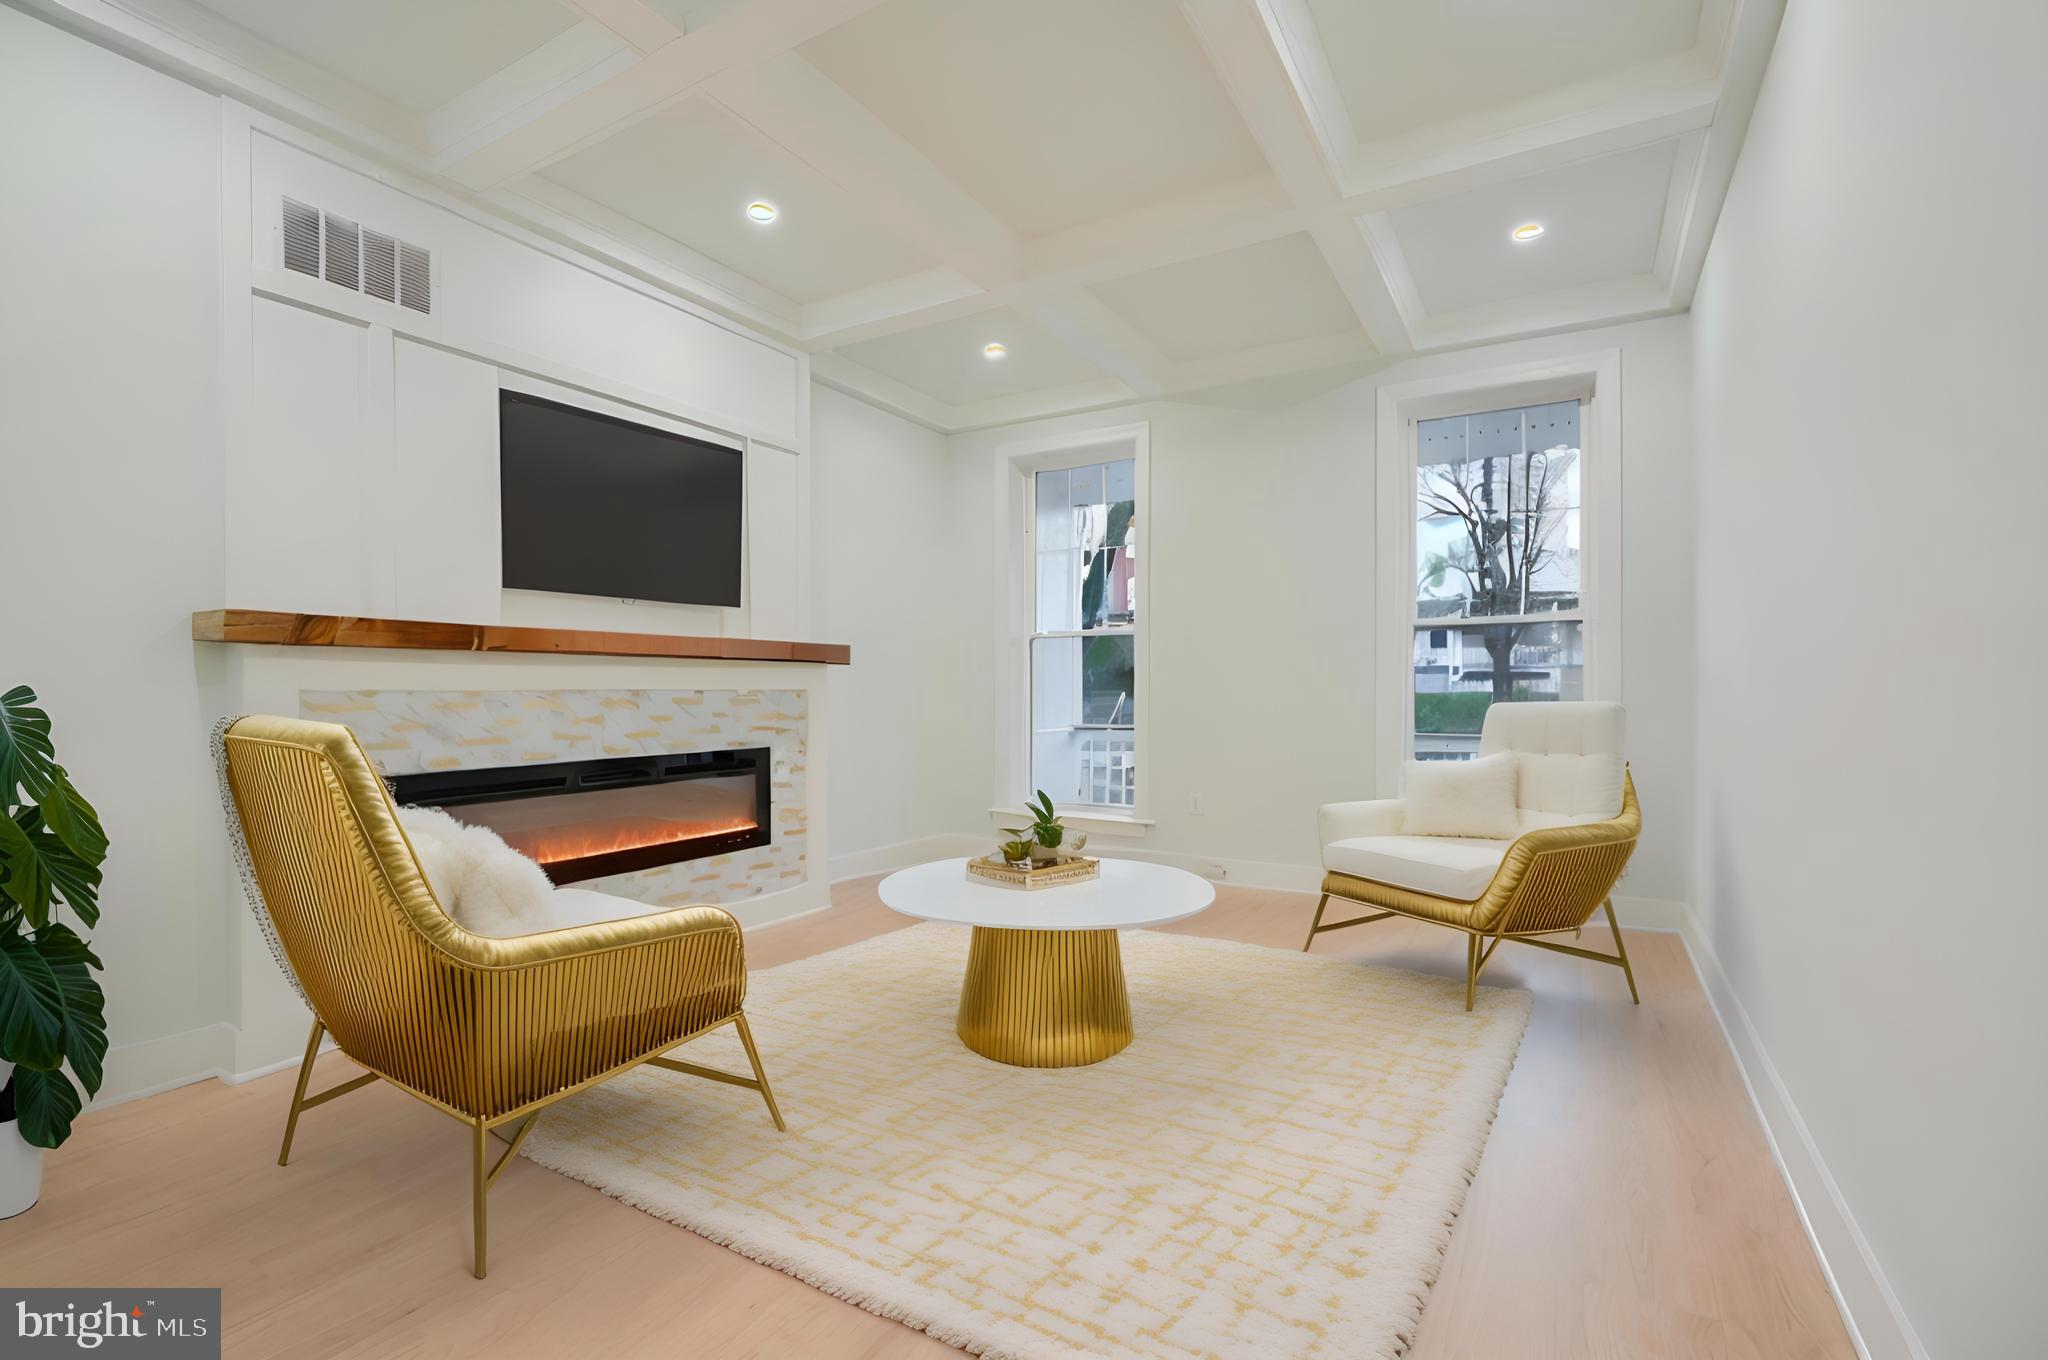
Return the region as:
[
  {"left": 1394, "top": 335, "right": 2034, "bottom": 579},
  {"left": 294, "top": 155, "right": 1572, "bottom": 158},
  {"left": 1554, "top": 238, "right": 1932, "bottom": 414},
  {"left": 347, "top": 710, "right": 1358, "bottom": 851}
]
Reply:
[
  {"left": 1604, "top": 899, "right": 1641, "bottom": 1005},
  {"left": 275, "top": 1020, "right": 379, "bottom": 1169},
  {"left": 471, "top": 1118, "right": 489, "bottom": 1280},
  {"left": 733, "top": 1012, "right": 787, "bottom": 1132},
  {"left": 1465, "top": 933, "right": 1479, "bottom": 1012},
  {"left": 1302, "top": 893, "right": 1330, "bottom": 951},
  {"left": 278, "top": 1019, "right": 325, "bottom": 1167}
]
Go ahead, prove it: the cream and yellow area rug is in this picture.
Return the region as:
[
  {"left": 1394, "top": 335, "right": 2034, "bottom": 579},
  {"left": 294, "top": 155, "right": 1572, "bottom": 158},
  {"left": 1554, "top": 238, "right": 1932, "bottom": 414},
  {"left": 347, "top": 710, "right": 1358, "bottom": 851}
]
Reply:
[{"left": 522, "top": 924, "right": 1533, "bottom": 1360}]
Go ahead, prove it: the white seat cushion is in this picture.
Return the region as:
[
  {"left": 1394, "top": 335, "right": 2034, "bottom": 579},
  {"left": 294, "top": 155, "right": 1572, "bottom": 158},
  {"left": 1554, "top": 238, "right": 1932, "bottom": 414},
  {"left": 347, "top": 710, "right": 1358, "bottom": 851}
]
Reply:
[
  {"left": 545, "top": 886, "right": 669, "bottom": 931},
  {"left": 1516, "top": 808, "right": 1609, "bottom": 833},
  {"left": 1322, "top": 834, "right": 1511, "bottom": 900}
]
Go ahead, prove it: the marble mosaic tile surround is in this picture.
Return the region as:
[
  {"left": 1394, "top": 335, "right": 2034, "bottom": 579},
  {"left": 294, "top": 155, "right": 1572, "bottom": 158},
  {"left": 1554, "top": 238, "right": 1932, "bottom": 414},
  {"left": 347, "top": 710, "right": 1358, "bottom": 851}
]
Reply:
[{"left": 300, "top": 689, "right": 808, "bottom": 908}]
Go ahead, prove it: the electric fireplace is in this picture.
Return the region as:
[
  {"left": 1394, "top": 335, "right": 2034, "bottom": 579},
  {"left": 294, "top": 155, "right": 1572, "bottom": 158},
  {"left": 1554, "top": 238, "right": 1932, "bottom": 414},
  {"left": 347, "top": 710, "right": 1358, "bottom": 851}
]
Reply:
[{"left": 389, "top": 749, "right": 771, "bottom": 885}]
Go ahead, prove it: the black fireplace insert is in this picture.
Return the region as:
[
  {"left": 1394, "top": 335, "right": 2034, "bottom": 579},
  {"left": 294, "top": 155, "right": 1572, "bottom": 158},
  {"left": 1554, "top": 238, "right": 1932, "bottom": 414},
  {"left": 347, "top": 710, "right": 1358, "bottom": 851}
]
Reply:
[{"left": 389, "top": 748, "right": 772, "bottom": 885}]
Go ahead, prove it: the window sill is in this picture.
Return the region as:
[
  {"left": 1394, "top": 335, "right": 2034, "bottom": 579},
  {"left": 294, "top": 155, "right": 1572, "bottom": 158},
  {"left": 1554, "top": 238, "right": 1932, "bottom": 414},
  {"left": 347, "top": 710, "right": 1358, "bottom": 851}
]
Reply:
[{"left": 986, "top": 806, "right": 1154, "bottom": 839}]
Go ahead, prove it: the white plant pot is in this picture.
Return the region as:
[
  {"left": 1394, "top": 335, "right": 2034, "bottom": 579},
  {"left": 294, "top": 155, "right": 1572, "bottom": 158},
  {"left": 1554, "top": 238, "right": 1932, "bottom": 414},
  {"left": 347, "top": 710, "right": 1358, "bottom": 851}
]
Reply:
[{"left": 0, "top": 1063, "right": 44, "bottom": 1220}]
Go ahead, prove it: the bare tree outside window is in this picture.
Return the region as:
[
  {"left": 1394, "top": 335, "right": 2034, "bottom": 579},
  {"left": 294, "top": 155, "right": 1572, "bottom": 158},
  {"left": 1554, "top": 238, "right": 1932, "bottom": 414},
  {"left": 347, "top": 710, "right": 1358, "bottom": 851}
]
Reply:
[{"left": 1411, "top": 401, "right": 1584, "bottom": 757}]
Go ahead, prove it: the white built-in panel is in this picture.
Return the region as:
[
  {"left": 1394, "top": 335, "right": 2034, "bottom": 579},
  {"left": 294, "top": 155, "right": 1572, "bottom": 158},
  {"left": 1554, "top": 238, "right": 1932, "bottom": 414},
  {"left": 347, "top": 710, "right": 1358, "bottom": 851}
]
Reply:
[
  {"left": 392, "top": 339, "right": 501, "bottom": 622},
  {"left": 454, "top": 224, "right": 801, "bottom": 447},
  {"left": 250, "top": 131, "right": 804, "bottom": 449},
  {"left": 231, "top": 297, "right": 369, "bottom": 612},
  {"left": 746, "top": 443, "right": 801, "bottom": 639}
]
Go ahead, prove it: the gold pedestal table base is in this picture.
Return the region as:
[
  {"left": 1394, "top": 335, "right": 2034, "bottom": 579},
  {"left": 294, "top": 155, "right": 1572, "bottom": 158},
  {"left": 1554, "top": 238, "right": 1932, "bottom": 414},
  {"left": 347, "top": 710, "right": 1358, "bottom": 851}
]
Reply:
[
  {"left": 875, "top": 857, "right": 1216, "bottom": 1069},
  {"left": 955, "top": 926, "right": 1132, "bottom": 1067}
]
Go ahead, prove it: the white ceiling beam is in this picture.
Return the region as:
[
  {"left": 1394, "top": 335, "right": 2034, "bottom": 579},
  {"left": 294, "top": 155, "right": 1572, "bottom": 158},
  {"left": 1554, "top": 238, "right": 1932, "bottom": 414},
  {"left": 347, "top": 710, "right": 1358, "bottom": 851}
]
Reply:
[
  {"left": 1666, "top": 0, "right": 1787, "bottom": 306},
  {"left": 500, "top": 176, "right": 804, "bottom": 334},
  {"left": 800, "top": 270, "right": 991, "bottom": 349},
  {"left": 1337, "top": 80, "right": 1721, "bottom": 213},
  {"left": 1409, "top": 275, "right": 1676, "bottom": 353},
  {"left": 1349, "top": 213, "right": 1427, "bottom": 343},
  {"left": 21, "top": 0, "right": 424, "bottom": 157},
  {"left": 809, "top": 352, "right": 958, "bottom": 432},
  {"left": 1162, "top": 327, "right": 1379, "bottom": 395},
  {"left": 422, "top": 23, "right": 639, "bottom": 162},
  {"left": 1018, "top": 291, "right": 1176, "bottom": 399},
  {"left": 1302, "top": 209, "right": 1413, "bottom": 356},
  {"left": 556, "top": 0, "right": 681, "bottom": 55},
  {"left": 708, "top": 53, "right": 1196, "bottom": 397},
  {"left": 1650, "top": 130, "right": 1708, "bottom": 283},
  {"left": 1175, "top": 0, "right": 1411, "bottom": 355},
  {"left": 437, "top": 0, "right": 891, "bottom": 190},
  {"left": 797, "top": 174, "right": 1304, "bottom": 351},
  {"left": 1018, "top": 172, "right": 1300, "bottom": 289},
  {"left": 1253, "top": 0, "right": 1358, "bottom": 180},
  {"left": 944, "top": 379, "right": 1147, "bottom": 435},
  {"left": 704, "top": 53, "right": 1020, "bottom": 281}
]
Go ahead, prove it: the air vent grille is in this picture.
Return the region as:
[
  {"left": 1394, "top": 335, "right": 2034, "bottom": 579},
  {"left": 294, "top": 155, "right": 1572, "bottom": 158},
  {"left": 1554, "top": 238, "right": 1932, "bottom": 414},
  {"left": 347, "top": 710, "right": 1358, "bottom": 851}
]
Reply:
[
  {"left": 397, "top": 241, "right": 431, "bottom": 314},
  {"left": 279, "top": 198, "right": 431, "bottom": 315},
  {"left": 362, "top": 229, "right": 397, "bottom": 303},
  {"left": 321, "top": 212, "right": 360, "bottom": 290},
  {"left": 281, "top": 198, "right": 320, "bottom": 276}
]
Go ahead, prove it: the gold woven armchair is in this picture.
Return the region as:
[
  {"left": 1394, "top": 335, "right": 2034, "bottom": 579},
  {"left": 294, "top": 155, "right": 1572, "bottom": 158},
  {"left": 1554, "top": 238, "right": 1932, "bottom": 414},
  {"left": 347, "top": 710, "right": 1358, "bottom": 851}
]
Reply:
[
  {"left": 218, "top": 716, "right": 784, "bottom": 1278},
  {"left": 1305, "top": 702, "right": 1643, "bottom": 1009}
]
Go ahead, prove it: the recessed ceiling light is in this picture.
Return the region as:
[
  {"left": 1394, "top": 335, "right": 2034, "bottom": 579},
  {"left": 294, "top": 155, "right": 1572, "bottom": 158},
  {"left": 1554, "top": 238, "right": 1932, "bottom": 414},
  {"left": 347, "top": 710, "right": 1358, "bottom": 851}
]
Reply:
[
  {"left": 1511, "top": 222, "right": 1545, "bottom": 241},
  {"left": 745, "top": 201, "right": 778, "bottom": 224},
  {"left": 983, "top": 342, "right": 1007, "bottom": 359}
]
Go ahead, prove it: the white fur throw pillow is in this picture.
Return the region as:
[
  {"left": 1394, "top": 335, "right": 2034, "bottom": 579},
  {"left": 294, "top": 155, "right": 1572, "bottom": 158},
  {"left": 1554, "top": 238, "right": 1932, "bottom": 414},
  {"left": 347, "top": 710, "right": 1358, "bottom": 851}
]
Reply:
[
  {"left": 1402, "top": 753, "right": 1520, "bottom": 839},
  {"left": 395, "top": 805, "right": 561, "bottom": 938}
]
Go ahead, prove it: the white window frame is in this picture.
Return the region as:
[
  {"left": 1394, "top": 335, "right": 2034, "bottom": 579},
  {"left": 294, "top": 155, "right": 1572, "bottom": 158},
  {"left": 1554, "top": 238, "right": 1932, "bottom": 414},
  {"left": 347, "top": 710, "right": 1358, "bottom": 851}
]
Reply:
[
  {"left": 1373, "top": 351, "right": 1623, "bottom": 795},
  {"left": 990, "top": 422, "right": 1152, "bottom": 833}
]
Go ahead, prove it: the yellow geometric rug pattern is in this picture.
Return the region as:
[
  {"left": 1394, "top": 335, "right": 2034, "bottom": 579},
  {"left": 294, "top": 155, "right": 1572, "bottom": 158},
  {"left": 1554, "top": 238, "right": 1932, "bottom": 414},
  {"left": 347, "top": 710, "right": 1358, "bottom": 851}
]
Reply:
[{"left": 521, "top": 923, "right": 1532, "bottom": 1360}]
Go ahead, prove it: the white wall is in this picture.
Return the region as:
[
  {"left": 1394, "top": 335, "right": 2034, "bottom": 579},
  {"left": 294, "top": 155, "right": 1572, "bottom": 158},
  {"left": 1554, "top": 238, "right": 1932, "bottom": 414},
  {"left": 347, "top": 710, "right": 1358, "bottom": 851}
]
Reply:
[
  {"left": 0, "top": 9, "right": 835, "bottom": 1105},
  {"left": 809, "top": 385, "right": 982, "bottom": 874},
  {"left": 0, "top": 5, "right": 235, "bottom": 1098},
  {"left": 228, "top": 118, "right": 810, "bottom": 636},
  {"left": 947, "top": 313, "right": 1697, "bottom": 912},
  {"left": 1689, "top": 4, "right": 2046, "bottom": 1356}
]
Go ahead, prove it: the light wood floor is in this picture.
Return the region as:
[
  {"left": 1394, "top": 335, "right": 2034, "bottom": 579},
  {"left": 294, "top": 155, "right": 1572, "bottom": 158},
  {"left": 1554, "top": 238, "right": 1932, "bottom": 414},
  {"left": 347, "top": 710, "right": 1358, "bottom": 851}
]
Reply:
[{"left": 0, "top": 879, "right": 1855, "bottom": 1360}]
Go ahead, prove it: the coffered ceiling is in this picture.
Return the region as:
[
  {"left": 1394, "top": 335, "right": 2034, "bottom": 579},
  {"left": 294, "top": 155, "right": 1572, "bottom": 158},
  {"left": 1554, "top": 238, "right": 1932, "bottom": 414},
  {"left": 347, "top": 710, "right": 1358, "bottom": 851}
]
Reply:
[{"left": 33, "top": 0, "right": 1782, "bottom": 430}]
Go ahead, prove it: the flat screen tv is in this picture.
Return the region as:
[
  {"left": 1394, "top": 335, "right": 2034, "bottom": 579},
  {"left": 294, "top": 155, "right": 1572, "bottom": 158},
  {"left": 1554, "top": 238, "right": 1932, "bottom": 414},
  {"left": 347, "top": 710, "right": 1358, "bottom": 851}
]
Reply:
[{"left": 499, "top": 390, "right": 743, "bottom": 607}]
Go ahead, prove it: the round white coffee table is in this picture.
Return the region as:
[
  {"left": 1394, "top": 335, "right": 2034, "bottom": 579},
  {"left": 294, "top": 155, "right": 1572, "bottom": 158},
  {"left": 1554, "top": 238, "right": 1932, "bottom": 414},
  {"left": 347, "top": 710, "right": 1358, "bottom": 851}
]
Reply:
[{"left": 877, "top": 857, "right": 1214, "bottom": 1067}]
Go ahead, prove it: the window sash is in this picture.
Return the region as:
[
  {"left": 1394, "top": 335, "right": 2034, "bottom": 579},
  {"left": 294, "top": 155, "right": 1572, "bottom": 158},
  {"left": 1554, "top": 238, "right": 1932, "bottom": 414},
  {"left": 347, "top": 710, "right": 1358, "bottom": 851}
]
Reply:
[
  {"left": 1024, "top": 454, "right": 1142, "bottom": 813},
  {"left": 1408, "top": 611, "right": 1583, "bottom": 630},
  {"left": 1030, "top": 625, "right": 1137, "bottom": 641}
]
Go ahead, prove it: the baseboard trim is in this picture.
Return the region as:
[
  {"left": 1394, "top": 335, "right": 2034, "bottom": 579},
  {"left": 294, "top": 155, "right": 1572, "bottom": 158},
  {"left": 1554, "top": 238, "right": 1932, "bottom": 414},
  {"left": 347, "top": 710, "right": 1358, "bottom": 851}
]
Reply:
[
  {"left": 93, "top": 1022, "right": 235, "bottom": 1109},
  {"left": 827, "top": 834, "right": 986, "bottom": 885},
  {"left": 1675, "top": 915, "right": 1930, "bottom": 1360},
  {"left": 88, "top": 1021, "right": 342, "bottom": 1117},
  {"left": 1609, "top": 893, "right": 1688, "bottom": 930}
]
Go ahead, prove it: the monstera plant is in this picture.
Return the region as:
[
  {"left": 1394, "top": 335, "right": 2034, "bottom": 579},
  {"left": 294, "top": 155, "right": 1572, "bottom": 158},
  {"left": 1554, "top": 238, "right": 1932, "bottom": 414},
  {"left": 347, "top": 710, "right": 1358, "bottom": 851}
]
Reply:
[{"left": 0, "top": 685, "right": 109, "bottom": 1151}]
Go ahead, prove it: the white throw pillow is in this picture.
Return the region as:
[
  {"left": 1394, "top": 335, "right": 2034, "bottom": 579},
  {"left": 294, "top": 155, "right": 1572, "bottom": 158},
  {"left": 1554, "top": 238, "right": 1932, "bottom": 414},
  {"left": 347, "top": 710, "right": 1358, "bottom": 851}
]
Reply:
[
  {"left": 1401, "top": 753, "right": 1520, "bottom": 840},
  {"left": 395, "top": 804, "right": 561, "bottom": 938}
]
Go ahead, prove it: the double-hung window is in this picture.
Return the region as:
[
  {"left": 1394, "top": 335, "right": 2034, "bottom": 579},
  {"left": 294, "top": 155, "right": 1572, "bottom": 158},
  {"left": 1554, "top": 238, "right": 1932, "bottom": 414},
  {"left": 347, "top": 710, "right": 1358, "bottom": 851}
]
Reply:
[
  {"left": 1028, "top": 456, "right": 1139, "bottom": 809},
  {"left": 1410, "top": 399, "right": 1586, "bottom": 760}
]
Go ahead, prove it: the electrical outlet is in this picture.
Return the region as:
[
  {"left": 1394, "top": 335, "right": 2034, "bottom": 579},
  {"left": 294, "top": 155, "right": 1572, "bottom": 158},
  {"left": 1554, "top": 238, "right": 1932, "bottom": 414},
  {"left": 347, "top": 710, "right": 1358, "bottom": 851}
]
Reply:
[
  {"left": 1190, "top": 792, "right": 1203, "bottom": 814},
  {"left": 1202, "top": 863, "right": 1229, "bottom": 881}
]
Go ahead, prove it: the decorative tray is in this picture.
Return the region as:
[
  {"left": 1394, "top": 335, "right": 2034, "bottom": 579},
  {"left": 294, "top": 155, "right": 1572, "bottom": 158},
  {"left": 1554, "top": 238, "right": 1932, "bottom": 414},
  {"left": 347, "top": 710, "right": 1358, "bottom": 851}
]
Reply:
[{"left": 965, "top": 855, "right": 1100, "bottom": 890}]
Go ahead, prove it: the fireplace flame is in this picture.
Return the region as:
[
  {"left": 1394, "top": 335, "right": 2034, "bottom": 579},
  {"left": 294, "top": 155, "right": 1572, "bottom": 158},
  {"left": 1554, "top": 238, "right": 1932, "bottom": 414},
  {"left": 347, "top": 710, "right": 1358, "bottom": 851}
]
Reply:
[{"left": 507, "top": 816, "right": 760, "bottom": 866}]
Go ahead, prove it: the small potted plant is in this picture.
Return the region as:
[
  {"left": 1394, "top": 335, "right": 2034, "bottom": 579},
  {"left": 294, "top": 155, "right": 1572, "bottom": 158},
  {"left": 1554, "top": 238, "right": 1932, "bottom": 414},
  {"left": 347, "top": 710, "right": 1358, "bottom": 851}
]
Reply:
[
  {"left": 997, "top": 835, "right": 1035, "bottom": 867},
  {"left": 1024, "top": 790, "right": 1064, "bottom": 864},
  {"left": 0, "top": 685, "right": 110, "bottom": 1219}
]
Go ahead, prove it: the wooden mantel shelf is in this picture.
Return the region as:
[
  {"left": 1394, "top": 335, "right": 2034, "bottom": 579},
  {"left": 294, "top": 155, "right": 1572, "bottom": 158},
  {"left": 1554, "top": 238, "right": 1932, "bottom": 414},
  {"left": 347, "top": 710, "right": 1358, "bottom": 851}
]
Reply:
[{"left": 192, "top": 610, "right": 850, "bottom": 665}]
